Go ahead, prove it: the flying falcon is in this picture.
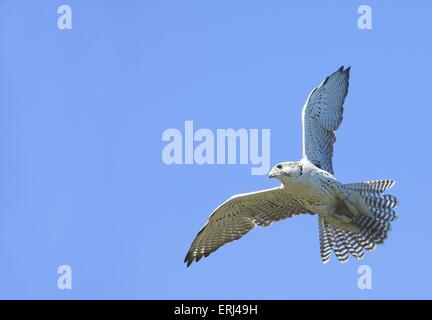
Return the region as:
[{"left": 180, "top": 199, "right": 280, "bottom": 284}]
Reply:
[{"left": 185, "top": 66, "right": 398, "bottom": 266}]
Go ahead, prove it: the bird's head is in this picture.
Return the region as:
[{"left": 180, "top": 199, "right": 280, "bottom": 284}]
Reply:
[{"left": 269, "top": 161, "right": 303, "bottom": 182}]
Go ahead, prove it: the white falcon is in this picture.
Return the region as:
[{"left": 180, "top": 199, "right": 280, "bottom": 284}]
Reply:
[{"left": 185, "top": 66, "right": 398, "bottom": 266}]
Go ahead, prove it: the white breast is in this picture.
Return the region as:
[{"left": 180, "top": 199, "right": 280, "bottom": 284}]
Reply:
[{"left": 282, "top": 170, "right": 336, "bottom": 207}]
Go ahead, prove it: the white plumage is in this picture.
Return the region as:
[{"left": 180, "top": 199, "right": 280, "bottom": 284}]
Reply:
[{"left": 185, "top": 67, "right": 398, "bottom": 266}]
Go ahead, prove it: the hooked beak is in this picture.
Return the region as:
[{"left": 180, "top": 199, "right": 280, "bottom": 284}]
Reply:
[{"left": 268, "top": 171, "right": 277, "bottom": 179}]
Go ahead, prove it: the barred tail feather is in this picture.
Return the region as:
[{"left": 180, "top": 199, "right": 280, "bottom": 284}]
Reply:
[
  {"left": 343, "top": 231, "right": 364, "bottom": 259},
  {"left": 345, "top": 179, "right": 395, "bottom": 195},
  {"left": 318, "top": 179, "right": 398, "bottom": 263},
  {"left": 318, "top": 216, "right": 333, "bottom": 263}
]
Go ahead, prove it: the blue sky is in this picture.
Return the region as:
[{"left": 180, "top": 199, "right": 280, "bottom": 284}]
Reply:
[{"left": 0, "top": 0, "right": 431, "bottom": 299}]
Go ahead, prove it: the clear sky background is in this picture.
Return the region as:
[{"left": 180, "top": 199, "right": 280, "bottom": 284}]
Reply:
[{"left": 0, "top": 0, "right": 430, "bottom": 299}]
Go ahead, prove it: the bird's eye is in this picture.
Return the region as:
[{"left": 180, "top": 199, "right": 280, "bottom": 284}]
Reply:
[{"left": 277, "top": 164, "right": 283, "bottom": 169}]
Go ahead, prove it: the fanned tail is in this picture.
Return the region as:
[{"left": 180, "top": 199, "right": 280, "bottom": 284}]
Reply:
[{"left": 319, "top": 179, "right": 398, "bottom": 263}]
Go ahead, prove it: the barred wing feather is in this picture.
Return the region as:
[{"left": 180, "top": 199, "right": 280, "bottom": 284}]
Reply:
[
  {"left": 302, "top": 66, "right": 350, "bottom": 174},
  {"left": 185, "top": 187, "right": 307, "bottom": 266}
]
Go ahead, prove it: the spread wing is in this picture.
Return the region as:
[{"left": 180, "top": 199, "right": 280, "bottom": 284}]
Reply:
[
  {"left": 185, "top": 186, "right": 307, "bottom": 266},
  {"left": 302, "top": 66, "right": 350, "bottom": 174}
]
